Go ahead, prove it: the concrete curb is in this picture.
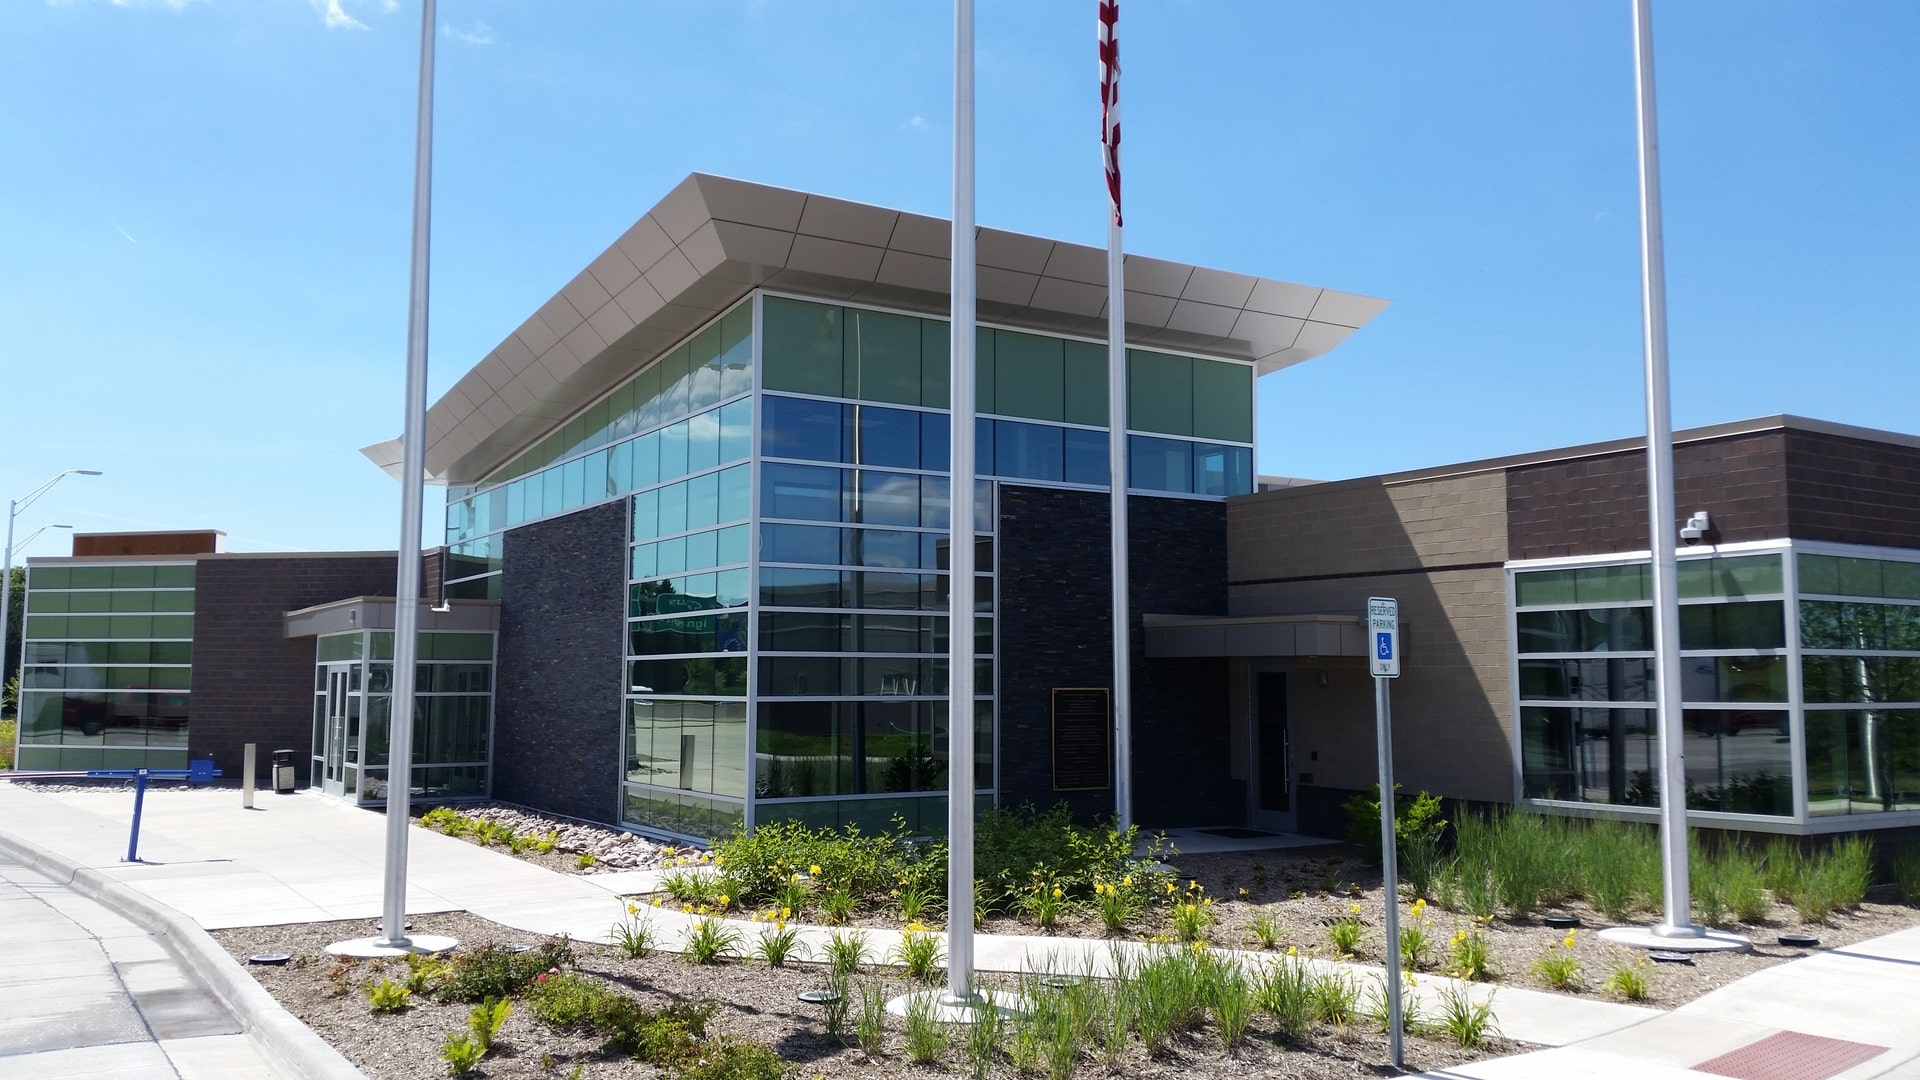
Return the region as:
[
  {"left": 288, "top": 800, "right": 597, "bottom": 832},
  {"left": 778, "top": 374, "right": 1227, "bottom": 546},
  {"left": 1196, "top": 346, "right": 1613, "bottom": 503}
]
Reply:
[{"left": 0, "top": 826, "right": 368, "bottom": 1080}]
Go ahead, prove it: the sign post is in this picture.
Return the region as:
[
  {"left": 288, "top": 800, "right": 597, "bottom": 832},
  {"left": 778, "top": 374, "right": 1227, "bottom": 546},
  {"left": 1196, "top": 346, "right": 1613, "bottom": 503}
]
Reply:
[{"left": 1368, "top": 596, "right": 1404, "bottom": 1068}]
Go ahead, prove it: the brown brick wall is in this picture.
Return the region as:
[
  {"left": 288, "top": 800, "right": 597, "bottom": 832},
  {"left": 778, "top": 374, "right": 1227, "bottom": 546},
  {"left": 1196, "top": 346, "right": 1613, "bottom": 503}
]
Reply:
[
  {"left": 1784, "top": 429, "right": 1920, "bottom": 546},
  {"left": 188, "top": 555, "right": 401, "bottom": 786},
  {"left": 1506, "top": 431, "right": 1792, "bottom": 560},
  {"left": 1229, "top": 472, "right": 1507, "bottom": 584}
]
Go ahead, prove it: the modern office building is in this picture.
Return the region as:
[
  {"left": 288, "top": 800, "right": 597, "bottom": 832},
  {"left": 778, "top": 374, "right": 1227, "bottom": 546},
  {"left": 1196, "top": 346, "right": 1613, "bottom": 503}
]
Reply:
[{"left": 15, "top": 175, "right": 1918, "bottom": 845}]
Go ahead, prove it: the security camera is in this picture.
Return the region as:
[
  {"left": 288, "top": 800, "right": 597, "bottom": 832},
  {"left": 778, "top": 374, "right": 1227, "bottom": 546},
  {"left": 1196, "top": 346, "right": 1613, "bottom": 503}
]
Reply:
[{"left": 1680, "top": 510, "right": 1711, "bottom": 545}]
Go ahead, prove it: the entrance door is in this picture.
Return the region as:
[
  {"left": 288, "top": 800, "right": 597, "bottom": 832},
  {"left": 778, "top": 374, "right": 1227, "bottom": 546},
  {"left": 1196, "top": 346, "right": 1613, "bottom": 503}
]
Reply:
[
  {"left": 1248, "top": 671, "right": 1294, "bottom": 832},
  {"left": 320, "top": 664, "right": 355, "bottom": 798}
]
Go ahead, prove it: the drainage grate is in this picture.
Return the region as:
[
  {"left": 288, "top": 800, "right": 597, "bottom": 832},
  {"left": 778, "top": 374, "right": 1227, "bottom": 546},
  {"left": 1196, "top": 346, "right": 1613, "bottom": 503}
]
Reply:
[{"left": 1695, "top": 1031, "right": 1888, "bottom": 1080}]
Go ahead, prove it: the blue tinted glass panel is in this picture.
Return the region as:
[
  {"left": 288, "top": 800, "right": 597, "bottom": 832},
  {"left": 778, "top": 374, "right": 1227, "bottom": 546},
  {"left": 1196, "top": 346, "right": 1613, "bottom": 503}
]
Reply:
[
  {"left": 762, "top": 567, "right": 844, "bottom": 608},
  {"left": 920, "top": 411, "right": 949, "bottom": 471},
  {"left": 762, "top": 463, "right": 844, "bottom": 522},
  {"left": 632, "top": 488, "right": 659, "bottom": 539},
  {"left": 1064, "top": 428, "right": 1109, "bottom": 485},
  {"left": 658, "top": 482, "right": 688, "bottom": 534},
  {"left": 719, "top": 398, "right": 751, "bottom": 463},
  {"left": 719, "top": 305, "right": 753, "bottom": 399},
  {"left": 716, "top": 567, "right": 749, "bottom": 609},
  {"left": 660, "top": 421, "right": 690, "bottom": 480},
  {"left": 853, "top": 405, "right": 920, "bottom": 469},
  {"left": 687, "top": 407, "right": 721, "bottom": 472},
  {"left": 763, "top": 523, "right": 842, "bottom": 565},
  {"left": 855, "top": 471, "right": 921, "bottom": 527},
  {"left": 684, "top": 529, "right": 718, "bottom": 571},
  {"left": 1130, "top": 436, "right": 1193, "bottom": 493},
  {"left": 718, "top": 463, "right": 751, "bottom": 524},
  {"left": 716, "top": 524, "right": 750, "bottom": 567},
  {"left": 762, "top": 395, "right": 846, "bottom": 462},
  {"left": 686, "top": 472, "right": 720, "bottom": 529},
  {"left": 632, "top": 543, "right": 657, "bottom": 579},
  {"left": 655, "top": 535, "right": 687, "bottom": 576},
  {"left": 850, "top": 529, "right": 920, "bottom": 569},
  {"left": 994, "top": 420, "right": 1064, "bottom": 482},
  {"left": 632, "top": 432, "right": 660, "bottom": 490},
  {"left": 1193, "top": 442, "right": 1253, "bottom": 496},
  {"left": 688, "top": 323, "right": 724, "bottom": 412}
]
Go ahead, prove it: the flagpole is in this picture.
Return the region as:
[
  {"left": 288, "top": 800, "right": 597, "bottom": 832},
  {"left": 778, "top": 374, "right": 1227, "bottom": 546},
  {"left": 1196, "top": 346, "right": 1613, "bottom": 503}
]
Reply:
[
  {"left": 380, "top": 0, "right": 437, "bottom": 950},
  {"left": 1099, "top": 0, "right": 1131, "bottom": 835},
  {"left": 943, "top": 0, "right": 979, "bottom": 1007},
  {"left": 1630, "top": 0, "right": 1698, "bottom": 940}
]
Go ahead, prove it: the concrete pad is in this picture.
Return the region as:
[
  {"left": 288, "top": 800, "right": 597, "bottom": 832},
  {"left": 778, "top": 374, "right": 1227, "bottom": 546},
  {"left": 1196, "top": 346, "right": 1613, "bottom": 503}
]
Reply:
[
  {"left": 1576, "top": 1013, "right": 1775, "bottom": 1068},
  {"left": 118, "top": 958, "right": 244, "bottom": 1040},
  {"left": 577, "top": 869, "right": 663, "bottom": 895},
  {"left": 1596, "top": 925, "right": 1752, "bottom": 953},
  {"left": 160, "top": 1033, "right": 296, "bottom": 1080},
  {"left": 0, "top": 982, "right": 148, "bottom": 1055},
  {"left": 1424, "top": 1046, "right": 1718, "bottom": 1080},
  {"left": 0, "top": 1040, "right": 183, "bottom": 1079}
]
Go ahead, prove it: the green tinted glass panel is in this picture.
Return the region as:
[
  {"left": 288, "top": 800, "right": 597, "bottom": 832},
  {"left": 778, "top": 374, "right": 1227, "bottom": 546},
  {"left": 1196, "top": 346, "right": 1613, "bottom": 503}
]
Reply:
[
  {"left": 1678, "top": 555, "right": 1783, "bottom": 599},
  {"left": 632, "top": 363, "right": 663, "bottom": 429},
  {"left": 920, "top": 320, "right": 949, "bottom": 409},
  {"left": 69, "top": 566, "right": 114, "bottom": 589},
  {"left": 317, "top": 633, "right": 363, "bottom": 661},
  {"left": 30, "top": 593, "right": 70, "bottom": 613},
  {"left": 29, "top": 567, "right": 71, "bottom": 589},
  {"left": 688, "top": 323, "right": 724, "bottom": 412},
  {"left": 1678, "top": 601, "right": 1785, "bottom": 651},
  {"left": 371, "top": 632, "right": 395, "bottom": 660},
  {"left": 1061, "top": 340, "right": 1108, "bottom": 428},
  {"left": 1578, "top": 564, "right": 1650, "bottom": 604},
  {"left": 1192, "top": 358, "right": 1252, "bottom": 443},
  {"left": 844, "top": 308, "right": 921, "bottom": 405},
  {"left": 1128, "top": 349, "right": 1192, "bottom": 436},
  {"left": 974, "top": 326, "right": 996, "bottom": 414},
  {"left": 422, "top": 633, "right": 495, "bottom": 661},
  {"left": 110, "top": 566, "right": 155, "bottom": 588},
  {"left": 659, "top": 346, "right": 692, "bottom": 419},
  {"left": 763, "top": 297, "right": 843, "bottom": 396},
  {"left": 719, "top": 305, "right": 753, "bottom": 399},
  {"left": 1886, "top": 561, "right": 1920, "bottom": 600},
  {"left": 1514, "top": 570, "right": 1576, "bottom": 607},
  {"left": 993, "top": 331, "right": 1064, "bottom": 422}
]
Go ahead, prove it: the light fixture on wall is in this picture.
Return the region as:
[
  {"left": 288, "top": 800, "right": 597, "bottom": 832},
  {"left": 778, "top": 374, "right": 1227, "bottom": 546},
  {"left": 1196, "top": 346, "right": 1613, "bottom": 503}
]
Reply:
[{"left": 1317, "top": 669, "right": 1329, "bottom": 688}]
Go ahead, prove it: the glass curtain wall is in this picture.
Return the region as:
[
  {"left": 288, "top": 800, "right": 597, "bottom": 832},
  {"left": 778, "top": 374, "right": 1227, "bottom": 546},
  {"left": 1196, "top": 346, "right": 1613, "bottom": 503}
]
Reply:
[
  {"left": 1799, "top": 552, "right": 1920, "bottom": 816},
  {"left": 445, "top": 290, "right": 1260, "bottom": 841},
  {"left": 17, "top": 562, "right": 196, "bottom": 771},
  {"left": 1513, "top": 553, "right": 1792, "bottom": 817},
  {"left": 311, "top": 630, "right": 495, "bottom": 803}
]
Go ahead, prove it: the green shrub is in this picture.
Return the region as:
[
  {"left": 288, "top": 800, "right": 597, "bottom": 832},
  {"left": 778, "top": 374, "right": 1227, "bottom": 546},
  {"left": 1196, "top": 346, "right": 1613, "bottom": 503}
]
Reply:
[
  {"left": 1343, "top": 784, "right": 1447, "bottom": 868},
  {"left": 681, "top": 1037, "right": 797, "bottom": 1080},
  {"left": 523, "top": 971, "right": 713, "bottom": 1060},
  {"left": 1434, "top": 982, "right": 1498, "bottom": 1048},
  {"left": 1692, "top": 834, "right": 1769, "bottom": 926},
  {"left": 468, "top": 997, "right": 512, "bottom": 1053},
  {"left": 1252, "top": 955, "right": 1316, "bottom": 1039},
  {"left": 440, "top": 1032, "right": 485, "bottom": 1076},
  {"left": 366, "top": 977, "right": 412, "bottom": 1013},
  {"left": 0, "top": 716, "right": 15, "bottom": 770},
  {"left": 437, "top": 939, "right": 574, "bottom": 1003},
  {"left": 1584, "top": 819, "right": 1662, "bottom": 919},
  {"left": 1894, "top": 846, "right": 1920, "bottom": 905}
]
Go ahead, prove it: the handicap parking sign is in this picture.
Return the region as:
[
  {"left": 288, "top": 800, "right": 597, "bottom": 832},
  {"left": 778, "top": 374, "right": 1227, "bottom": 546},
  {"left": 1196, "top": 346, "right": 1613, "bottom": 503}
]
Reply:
[{"left": 1368, "top": 597, "right": 1400, "bottom": 677}]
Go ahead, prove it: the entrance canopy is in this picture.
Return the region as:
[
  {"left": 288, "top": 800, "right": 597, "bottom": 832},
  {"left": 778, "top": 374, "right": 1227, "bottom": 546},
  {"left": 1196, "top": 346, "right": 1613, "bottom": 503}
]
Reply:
[{"left": 1142, "top": 612, "right": 1367, "bottom": 658}]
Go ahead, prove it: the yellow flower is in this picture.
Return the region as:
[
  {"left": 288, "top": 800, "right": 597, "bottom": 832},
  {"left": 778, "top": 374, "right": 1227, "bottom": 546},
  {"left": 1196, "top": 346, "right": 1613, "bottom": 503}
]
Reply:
[
  {"left": 781, "top": 906, "right": 792, "bottom": 919},
  {"left": 627, "top": 904, "right": 638, "bottom": 914},
  {"left": 1052, "top": 886, "right": 1062, "bottom": 899},
  {"left": 719, "top": 894, "right": 731, "bottom": 907},
  {"left": 1121, "top": 875, "right": 1132, "bottom": 887},
  {"left": 651, "top": 897, "right": 662, "bottom": 907},
  {"left": 1349, "top": 903, "right": 1362, "bottom": 914},
  {"left": 809, "top": 865, "right": 822, "bottom": 876},
  {"left": 1166, "top": 882, "right": 1176, "bottom": 894},
  {"left": 1563, "top": 935, "right": 1576, "bottom": 949},
  {"left": 1287, "top": 945, "right": 1297, "bottom": 957}
]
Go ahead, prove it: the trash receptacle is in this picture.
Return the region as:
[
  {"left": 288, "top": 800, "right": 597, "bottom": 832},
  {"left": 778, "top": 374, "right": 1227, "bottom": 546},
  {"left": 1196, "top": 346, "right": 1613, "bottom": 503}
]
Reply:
[{"left": 272, "top": 750, "right": 298, "bottom": 794}]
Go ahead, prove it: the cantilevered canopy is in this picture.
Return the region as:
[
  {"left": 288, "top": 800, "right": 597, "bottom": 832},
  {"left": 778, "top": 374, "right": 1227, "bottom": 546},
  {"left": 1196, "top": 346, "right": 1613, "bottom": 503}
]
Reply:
[
  {"left": 1143, "top": 613, "right": 1369, "bottom": 659},
  {"left": 363, "top": 173, "right": 1389, "bottom": 485}
]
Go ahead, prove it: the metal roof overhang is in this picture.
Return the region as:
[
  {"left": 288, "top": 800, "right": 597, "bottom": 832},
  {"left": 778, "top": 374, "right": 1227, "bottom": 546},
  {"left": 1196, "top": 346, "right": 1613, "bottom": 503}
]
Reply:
[
  {"left": 364, "top": 172, "right": 1390, "bottom": 485},
  {"left": 283, "top": 597, "right": 501, "bottom": 639},
  {"left": 1143, "top": 613, "right": 1368, "bottom": 659}
]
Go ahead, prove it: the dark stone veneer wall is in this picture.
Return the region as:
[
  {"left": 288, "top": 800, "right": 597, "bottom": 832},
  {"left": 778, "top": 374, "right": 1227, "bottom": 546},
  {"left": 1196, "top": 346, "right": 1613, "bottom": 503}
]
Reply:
[
  {"left": 493, "top": 499, "right": 629, "bottom": 825},
  {"left": 189, "top": 554, "right": 402, "bottom": 787},
  {"left": 995, "top": 485, "right": 1231, "bottom": 828}
]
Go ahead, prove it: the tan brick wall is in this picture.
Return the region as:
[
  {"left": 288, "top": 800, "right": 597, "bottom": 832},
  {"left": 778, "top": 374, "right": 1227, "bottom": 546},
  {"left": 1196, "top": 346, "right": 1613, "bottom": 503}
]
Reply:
[
  {"left": 1232, "top": 566, "right": 1513, "bottom": 805},
  {"left": 1229, "top": 472, "right": 1508, "bottom": 582}
]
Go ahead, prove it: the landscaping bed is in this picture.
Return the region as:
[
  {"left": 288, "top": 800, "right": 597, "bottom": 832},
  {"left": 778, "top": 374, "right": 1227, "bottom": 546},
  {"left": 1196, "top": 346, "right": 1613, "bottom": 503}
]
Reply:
[{"left": 215, "top": 911, "right": 1508, "bottom": 1080}]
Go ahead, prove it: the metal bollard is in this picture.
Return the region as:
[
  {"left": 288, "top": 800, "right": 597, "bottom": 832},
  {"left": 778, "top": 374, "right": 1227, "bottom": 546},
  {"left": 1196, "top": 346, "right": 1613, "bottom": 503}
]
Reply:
[{"left": 243, "top": 743, "right": 256, "bottom": 810}]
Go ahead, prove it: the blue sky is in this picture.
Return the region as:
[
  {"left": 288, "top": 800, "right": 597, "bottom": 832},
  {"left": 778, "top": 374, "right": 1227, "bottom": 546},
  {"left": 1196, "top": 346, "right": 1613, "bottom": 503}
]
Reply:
[{"left": 3, "top": 1, "right": 1915, "bottom": 556}]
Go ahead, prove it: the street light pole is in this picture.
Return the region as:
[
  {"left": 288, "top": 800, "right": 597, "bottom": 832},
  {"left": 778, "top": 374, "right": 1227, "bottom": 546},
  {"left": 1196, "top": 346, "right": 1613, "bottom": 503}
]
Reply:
[{"left": 1, "top": 470, "right": 101, "bottom": 693}]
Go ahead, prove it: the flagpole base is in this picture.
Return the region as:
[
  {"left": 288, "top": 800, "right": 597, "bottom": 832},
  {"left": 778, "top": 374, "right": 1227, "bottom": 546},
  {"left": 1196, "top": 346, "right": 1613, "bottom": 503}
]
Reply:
[{"left": 1597, "top": 925, "right": 1749, "bottom": 953}]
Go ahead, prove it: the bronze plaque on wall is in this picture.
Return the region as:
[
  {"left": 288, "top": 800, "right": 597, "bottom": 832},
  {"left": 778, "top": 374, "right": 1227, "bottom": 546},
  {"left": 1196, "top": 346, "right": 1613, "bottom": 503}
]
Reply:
[{"left": 1051, "top": 688, "right": 1112, "bottom": 792}]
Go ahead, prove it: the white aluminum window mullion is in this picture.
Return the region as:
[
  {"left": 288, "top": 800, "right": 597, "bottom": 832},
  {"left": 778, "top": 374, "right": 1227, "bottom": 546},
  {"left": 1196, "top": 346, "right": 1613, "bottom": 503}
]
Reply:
[{"left": 1784, "top": 544, "right": 1811, "bottom": 826}]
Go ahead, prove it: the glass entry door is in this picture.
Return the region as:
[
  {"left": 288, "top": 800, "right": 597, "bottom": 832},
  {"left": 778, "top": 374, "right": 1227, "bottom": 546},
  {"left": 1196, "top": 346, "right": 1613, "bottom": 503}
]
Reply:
[
  {"left": 320, "top": 663, "right": 358, "bottom": 799},
  {"left": 1248, "top": 671, "right": 1294, "bottom": 833}
]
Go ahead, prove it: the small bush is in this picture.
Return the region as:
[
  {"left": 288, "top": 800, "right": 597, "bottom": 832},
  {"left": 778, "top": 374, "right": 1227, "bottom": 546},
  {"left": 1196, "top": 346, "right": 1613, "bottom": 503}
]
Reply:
[
  {"left": 1448, "top": 921, "right": 1494, "bottom": 981},
  {"left": 1167, "top": 880, "right": 1214, "bottom": 943},
  {"left": 855, "top": 979, "right": 887, "bottom": 1059},
  {"left": 1093, "top": 878, "right": 1137, "bottom": 933},
  {"left": 366, "top": 977, "right": 412, "bottom": 1013},
  {"left": 892, "top": 923, "right": 944, "bottom": 984},
  {"left": 752, "top": 918, "right": 802, "bottom": 966},
  {"left": 576, "top": 852, "right": 597, "bottom": 869},
  {"left": 437, "top": 939, "right": 575, "bottom": 1003},
  {"left": 612, "top": 905, "right": 656, "bottom": 958},
  {"left": 1311, "top": 968, "right": 1360, "bottom": 1027},
  {"left": 440, "top": 1032, "right": 485, "bottom": 1076},
  {"left": 1327, "top": 904, "right": 1365, "bottom": 957},
  {"left": 683, "top": 917, "right": 741, "bottom": 965},
  {"left": 1253, "top": 955, "right": 1317, "bottom": 1039},
  {"left": 469, "top": 997, "right": 512, "bottom": 1052},
  {"left": 1248, "top": 907, "right": 1284, "bottom": 949},
  {"left": 903, "top": 990, "right": 949, "bottom": 1064},
  {"left": 1584, "top": 820, "right": 1662, "bottom": 919},
  {"left": 823, "top": 932, "right": 868, "bottom": 976},
  {"left": 1343, "top": 784, "right": 1447, "bottom": 867},
  {"left": 1202, "top": 957, "right": 1255, "bottom": 1050},
  {"left": 1400, "top": 898, "right": 1434, "bottom": 971},
  {"left": 1017, "top": 877, "right": 1072, "bottom": 930},
  {"left": 821, "top": 885, "right": 856, "bottom": 925},
  {"left": 679, "top": 1036, "right": 796, "bottom": 1080}
]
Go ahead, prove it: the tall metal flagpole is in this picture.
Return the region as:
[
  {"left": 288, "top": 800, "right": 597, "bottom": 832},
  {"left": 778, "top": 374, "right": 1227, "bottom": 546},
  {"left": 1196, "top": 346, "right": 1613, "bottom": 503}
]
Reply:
[
  {"left": 943, "top": 0, "right": 979, "bottom": 1007},
  {"left": 1630, "top": 0, "right": 1698, "bottom": 939},
  {"left": 379, "top": 0, "right": 438, "bottom": 951},
  {"left": 1099, "top": 0, "right": 1131, "bottom": 834}
]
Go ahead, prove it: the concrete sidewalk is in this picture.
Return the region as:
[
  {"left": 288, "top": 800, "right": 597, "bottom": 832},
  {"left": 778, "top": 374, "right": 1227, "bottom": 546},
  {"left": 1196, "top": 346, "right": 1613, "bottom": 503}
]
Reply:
[
  {"left": 0, "top": 854, "right": 291, "bottom": 1079},
  {"left": 3, "top": 783, "right": 1917, "bottom": 1078}
]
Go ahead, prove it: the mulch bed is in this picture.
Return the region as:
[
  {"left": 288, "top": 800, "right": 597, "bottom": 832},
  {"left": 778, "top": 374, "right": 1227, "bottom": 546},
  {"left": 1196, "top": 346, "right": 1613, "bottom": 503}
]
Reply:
[{"left": 215, "top": 911, "right": 1507, "bottom": 1080}]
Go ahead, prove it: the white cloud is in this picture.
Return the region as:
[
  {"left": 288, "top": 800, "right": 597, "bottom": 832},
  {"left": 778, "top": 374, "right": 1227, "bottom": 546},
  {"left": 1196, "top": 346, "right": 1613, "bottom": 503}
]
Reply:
[
  {"left": 316, "top": 0, "right": 365, "bottom": 31},
  {"left": 904, "top": 115, "right": 929, "bottom": 131},
  {"left": 442, "top": 19, "right": 494, "bottom": 46}
]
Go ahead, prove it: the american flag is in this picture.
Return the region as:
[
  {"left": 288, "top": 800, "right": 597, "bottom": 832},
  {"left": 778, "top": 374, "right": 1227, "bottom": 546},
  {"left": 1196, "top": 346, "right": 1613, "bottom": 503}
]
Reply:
[{"left": 1099, "top": 0, "right": 1121, "bottom": 226}]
